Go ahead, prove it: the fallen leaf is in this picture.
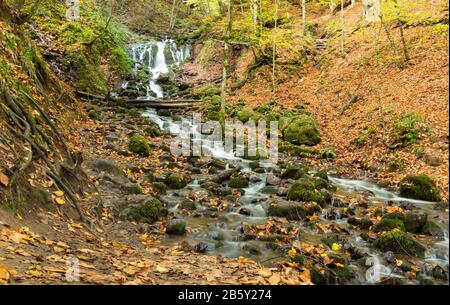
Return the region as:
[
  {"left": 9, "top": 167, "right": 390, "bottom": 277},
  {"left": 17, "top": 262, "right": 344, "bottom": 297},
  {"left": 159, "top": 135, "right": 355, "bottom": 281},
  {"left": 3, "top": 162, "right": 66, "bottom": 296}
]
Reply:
[
  {"left": 267, "top": 273, "right": 281, "bottom": 285},
  {"left": 0, "top": 172, "right": 9, "bottom": 187}
]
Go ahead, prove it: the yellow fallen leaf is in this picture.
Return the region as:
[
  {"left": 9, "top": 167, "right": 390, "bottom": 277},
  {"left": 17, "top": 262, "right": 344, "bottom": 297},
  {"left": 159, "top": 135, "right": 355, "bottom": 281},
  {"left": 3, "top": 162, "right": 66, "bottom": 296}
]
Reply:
[
  {"left": 155, "top": 265, "right": 169, "bottom": 273},
  {"left": 267, "top": 273, "right": 281, "bottom": 285},
  {"left": 335, "top": 263, "right": 345, "bottom": 269},
  {"left": 288, "top": 248, "right": 297, "bottom": 257},
  {"left": 53, "top": 190, "right": 64, "bottom": 197},
  {"left": 0, "top": 265, "right": 16, "bottom": 283},
  {"left": 55, "top": 197, "right": 65, "bottom": 205},
  {"left": 14, "top": 248, "right": 32, "bottom": 257},
  {"left": 331, "top": 243, "right": 341, "bottom": 252}
]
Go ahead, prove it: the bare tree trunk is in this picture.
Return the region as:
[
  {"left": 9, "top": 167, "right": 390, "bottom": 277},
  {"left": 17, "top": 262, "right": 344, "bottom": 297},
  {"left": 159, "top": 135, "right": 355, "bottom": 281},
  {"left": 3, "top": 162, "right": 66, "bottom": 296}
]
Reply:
[
  {"left": 220, "top": 0, "right": 232, "bottom": 112},
  {"left": 259, "top": 0, "right": 263, "bottom": 35},
  {"left": 272, "top": 0, "right": 278, "bottom": 95},
  {"left": 169, "top": 0, "right": 177, "bottom": 30},
  {"left": 302, "top": 0, "right": 306, "bottom": 35},
  {"left": 340, "top": 0, "right": 345, "bottom": 56}
]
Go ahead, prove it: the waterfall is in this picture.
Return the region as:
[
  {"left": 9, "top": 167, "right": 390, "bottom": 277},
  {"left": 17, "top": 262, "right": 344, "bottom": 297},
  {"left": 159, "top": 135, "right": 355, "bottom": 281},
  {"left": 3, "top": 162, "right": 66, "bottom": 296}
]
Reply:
[{"left": 122, "top": 38, "right": 192, "bottom": 100}]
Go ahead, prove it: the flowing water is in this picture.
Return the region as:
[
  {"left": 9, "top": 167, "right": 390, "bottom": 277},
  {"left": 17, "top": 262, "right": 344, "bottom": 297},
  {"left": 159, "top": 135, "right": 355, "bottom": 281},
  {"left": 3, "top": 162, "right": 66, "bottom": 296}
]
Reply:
[
  {"left": 126, "top": 39, "right": 449, "bottom": 284},
  {"left": 122, "top": 39, "right": 192, "bottom": 99}
]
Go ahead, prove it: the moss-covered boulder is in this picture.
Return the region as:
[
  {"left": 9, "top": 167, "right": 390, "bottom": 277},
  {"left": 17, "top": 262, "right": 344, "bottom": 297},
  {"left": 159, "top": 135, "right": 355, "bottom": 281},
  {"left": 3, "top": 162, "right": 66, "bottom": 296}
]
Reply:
[
  {"left": 127, "top": 197, "right": 163, "bottom": 223},
  {"left": 283, "top": 115, "right": 321, "bottom": 146},
  {"left": 399, "top": 174, "right": 441, "bottom": 202},
  {"left": 229, "top": 176, "right": 249, "bottom": 188},
  {"left": 166, "top": 220, "right": 187, "bottom": 235},
  {"left": 165, "top": 174, "right": 187, "bottom": 190},
  {"left": 144, "top": 126, "right": 161, "bottom": 137},
  {"left": 180, "top": 199, "right": 197, "bottom": 210},
  {"left": 372, "top": 218, "right": 406, "bottom": 232},
  {"left": 374, "top": 229, "right": 426, "bottom": 258},
  {"left": 422, "top": 220, "right": 444, "bottom": 237},
  {"left": 128, "top": 133, "right": 151, "bottom": 157},
  {"left": 382, "top": 212, "right": 427, "bottom": 233},
  {"left": 268, "top": 201, "right": 320, "bottom": 220},
  {"left": 280, "top": 165, "right": 308, "bottom": 180},
  {"left": 157, "top": 109, "right": 171, "bottom": 117},
  {"left": 152, "top": 182, "right": 168, "bottom": 194},
  {"left": 237, "top": 108, "right": 253, "bottom": 123},
  {"left": 286, "top": 177, "right": 332, "bottom": 206}
]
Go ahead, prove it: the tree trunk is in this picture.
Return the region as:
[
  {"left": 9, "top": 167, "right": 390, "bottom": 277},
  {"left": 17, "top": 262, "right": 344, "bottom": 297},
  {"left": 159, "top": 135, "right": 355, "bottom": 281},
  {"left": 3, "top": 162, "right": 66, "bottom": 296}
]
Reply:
[
  {"left": 302, "top": 0, "right": 306, "bottom": 35},
  {"left": 220, "top": 0, "right": 232, "bottom": 113},
  {"left": 272, "top": 0, "right": 278, "bottom": 95}
]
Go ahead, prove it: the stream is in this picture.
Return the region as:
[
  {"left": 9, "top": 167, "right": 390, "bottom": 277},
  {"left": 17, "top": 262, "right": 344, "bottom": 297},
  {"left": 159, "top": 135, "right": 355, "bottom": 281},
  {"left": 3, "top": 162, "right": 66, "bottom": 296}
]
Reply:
[{"left": 124, "top": 39, "right": 449, "bottom": 284}]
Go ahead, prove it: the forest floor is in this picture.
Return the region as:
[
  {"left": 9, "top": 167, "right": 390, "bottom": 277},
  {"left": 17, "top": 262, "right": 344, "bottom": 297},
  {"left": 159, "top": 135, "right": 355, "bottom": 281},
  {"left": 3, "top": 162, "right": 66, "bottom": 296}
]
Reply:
[{"left": 0, "top": 101, "right": 304, "bottom": 285}]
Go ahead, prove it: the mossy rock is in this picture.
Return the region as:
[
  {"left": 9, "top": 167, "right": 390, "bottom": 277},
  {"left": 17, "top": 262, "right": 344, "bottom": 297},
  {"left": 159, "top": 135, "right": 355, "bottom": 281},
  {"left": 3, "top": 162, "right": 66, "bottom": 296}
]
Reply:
[
  {"left": 374, "top": 229, "right": 426, "bottom": 258},
  {"left": 88, "top": 109, "right": 102, "bottom": 121},
  {"left": 165, "top": 174, "right": 187, "bottom": 189},
  {"left": 127, "top": 198, "right": 163, "bottom": 223},
  {"left": 279, "top": 143, "right": 317, "bottom": 157},
  {"left": 382, "top": 212, "right": 427, "bottom": 233},
  {"left": 166, "top": 220, "right": 187, "bottom": 235},
  {"left": 194, "top": 84, "right": 221, "bottom": 98},
  {"left": 128, "top": 133, "right": 151, "bottom": 157},
  {"left": 399, "top": 174, "right": 441, "bottom": 202},
  {"left": 286, "top": 177, "right": 332, "bottom": 206},
  {"left": 267, "top": 201, "right": 320, "bottom": 220},
  {"left": 157, "top": 109, "right": 171, "bottom": 117},
  {"left": 144, "top": 126, "right": 161, "bottom": 137},
  {"left": 283, "top": 115, "right": 321, "bottom": 146},
  {"left": 152, "top": 182, "right": 168, "bottom": 194},
  {"left": 280, "top": 165, "right": 308, "bottom": 180},
  {"left": 422, "top": 220, "right": 444, "bottom": 237},
  {"left": 261, "top": 186, "right": 277, "bottom": 194},
  {"left": 229, "top": 176, "right": 249, "bottom": 188},
  {"left": 372, "top": 218, "right": 405, "bottom": 232},
  {"left": 180, "top": 200, "right": 197, "bottom": 210},
  {"left": 311, "top": 265, "right": 353, "bottom": 285},
  {"left": 236, "top": 108, "right": 253, "bottom": 123}
]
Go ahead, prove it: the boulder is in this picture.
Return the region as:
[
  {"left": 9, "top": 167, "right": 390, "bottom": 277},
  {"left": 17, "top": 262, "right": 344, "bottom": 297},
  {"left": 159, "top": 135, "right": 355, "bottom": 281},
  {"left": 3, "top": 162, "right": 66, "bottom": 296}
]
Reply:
[
  {"left": 128, "top": 133, "right": 151, "bottom": 157},
  {"left": 166, "top": 219, "right": 187, "bottom": 235},
  {"left": 374, "top": 229, "right": 426, "bottom": 258},
  {"left": 399, "top": 174, "right": 441, "bottom": 202},
  {"left": 283, "top": 115, "right": 321, "bottom": 146}
]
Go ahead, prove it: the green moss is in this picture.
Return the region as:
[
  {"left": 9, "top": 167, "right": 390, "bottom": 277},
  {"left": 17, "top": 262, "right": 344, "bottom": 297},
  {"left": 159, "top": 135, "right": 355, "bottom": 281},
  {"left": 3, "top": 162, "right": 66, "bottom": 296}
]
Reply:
[
  {"left": 128, "top": 133, "right": 151, "bottom": 157},
  {"left": 157, "top": 109, "right": 171, "bottom": 117},
  {"left": 236, "top": 108, "right": 254, "bottom": 123},
  {"left": 280, "top": 165, "right": 308, "bottom": 180},
  {"left": 144, "top": 126, "right": 161, "bottom": 137},
  {"left": 374, "top": 229, "right": 426, "bottom": 258},
  {"left": 287, "top": 177, "right": 331, "bottom": 206},
  {"left": 194, "top": 84, "right": 221, "bottom": 98},
  {"left": 283, "top": 115, "right": 321, "bottom": 146},
  {"left": 180, "top": 200, "right": 197, "bottom": 210},
  {"left": 152, "top": 182, "right": 168, "bottom": 194},
  {"left": 229, "top": 177, "right": 249, "bottom": 188},
  {"left": 267, "top": 202, "right": 320, "bottom": 220},
  {"left": 128, "top": 198, "right": 163, "bottom": 223},
  {"left": 399, "top": 174, "right": 441, "bottom": 202},
  {"left": 165, "top": 174, "right": 187, "bottom": 189},
  {"left": 166, "top": 220, "right": 187, "bottom": 235},
  {"left": 373, "top": 218, "right": 406, "bottom": 232}
]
